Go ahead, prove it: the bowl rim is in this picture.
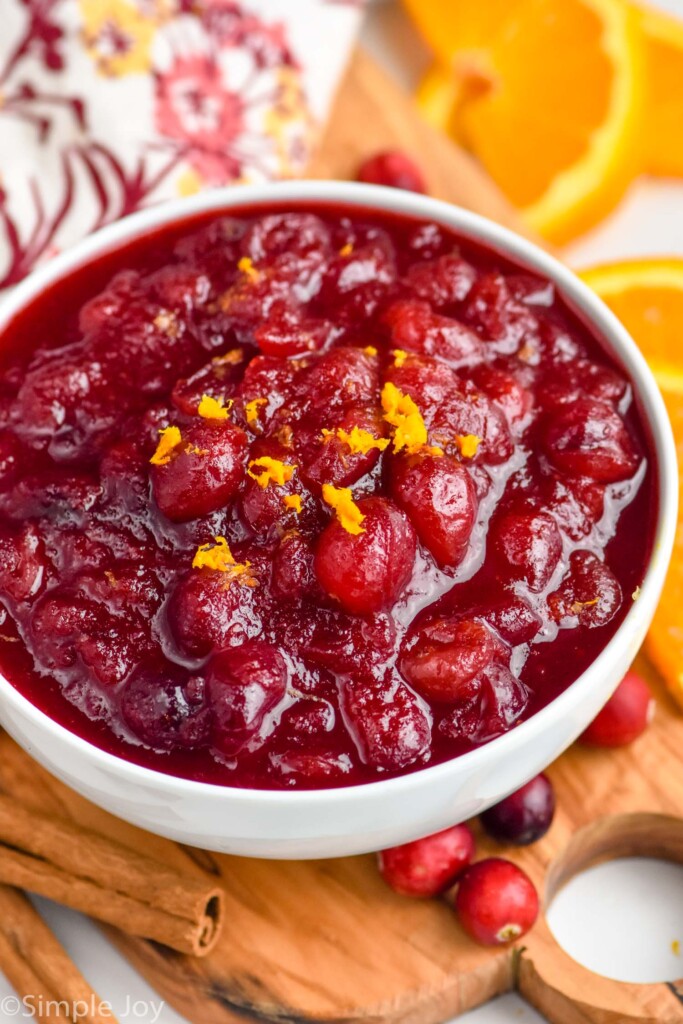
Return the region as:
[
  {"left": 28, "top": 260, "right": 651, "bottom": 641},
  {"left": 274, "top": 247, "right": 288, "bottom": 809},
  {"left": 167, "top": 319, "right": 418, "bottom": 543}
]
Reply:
[{"left": 0, "top": 179, "right": 676, "bottom": 807}]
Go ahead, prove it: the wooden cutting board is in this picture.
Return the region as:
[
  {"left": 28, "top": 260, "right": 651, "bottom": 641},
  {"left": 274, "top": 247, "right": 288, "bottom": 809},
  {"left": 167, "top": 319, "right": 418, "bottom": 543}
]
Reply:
[{"left": 2, "top": 47, "right": 682, "bottom": 1024}]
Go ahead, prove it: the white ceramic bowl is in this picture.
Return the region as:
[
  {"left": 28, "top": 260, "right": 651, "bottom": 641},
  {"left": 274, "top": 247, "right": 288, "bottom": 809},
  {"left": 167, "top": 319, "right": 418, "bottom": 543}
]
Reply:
[{"left": 0, "top": 182, "right": 676, "bottom": 858}]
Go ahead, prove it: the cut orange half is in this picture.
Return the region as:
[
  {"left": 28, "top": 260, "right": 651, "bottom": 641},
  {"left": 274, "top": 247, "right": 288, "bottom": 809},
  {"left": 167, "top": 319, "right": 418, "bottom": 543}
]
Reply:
[
  {"left": 580, "top": 258, "right": 683, "bottom": 709},
  {"left": 408, "top": 0, "right": 644, "bottom": 244},
  {"left": 637, "top": 2, "right": 683, "bottom": 177}
]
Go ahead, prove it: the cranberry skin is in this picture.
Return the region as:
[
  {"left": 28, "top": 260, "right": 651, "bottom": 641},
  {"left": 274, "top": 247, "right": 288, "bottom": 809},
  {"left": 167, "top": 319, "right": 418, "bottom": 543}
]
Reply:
[
  {"left": 342, "top": 675, "right": 432, "bottom": 770},
  {"left": 383, "top": 300, "right": 484, "bottom": 368},
  {"left": 484, "top": 597, "right": 542, "bottom": 646},
  {"left": 391, "top": 454, "right": 477, "bottom": 569},
  {"left": 206, "top": 641, "right": 288, "bottom": 756},
  {"left": 580, "top": 671, "right": 654, "bottom": 747},
  {"left": 357, "top": 151, "right": 426, "bottom": 193},
  {"left": 315, "top": 497, "right": 417, "bottom": 615},
  {"left": 121, "top": 667, "right": 210, "bottom": 750},
  {"left": 401, "top": 619, "right": 505, "bottom": 703},
  {"left": 480, "top": 774, "right": 556, "bottom": 846},
  {"left": 548, "top": 550, "right": 622, "bottom": 628},
  {"left": 491, "top": 510, "right": 562, "bottom": 593},
  {"left": 404, "top": 254, "right": 476, "bottom": 307},
  {"left": 151, "top": 421, "right": 247, "bottom": 522},
  {"left": 378, "top": 825, "right": 476, "bottom": 898},
  {"left": 542, "top": 398, "right": 639, "bottom": 483},
  {"left": 272, "top": 532, "right": 319, "bottom": 601},
  {"left": 454, "top": 858, "right": 539, "bottom": 946},
  {"left": 168, "top": 569, "right": 263, "bottom": 658},
  {"left": 0, "top": 523, "right": 47, "bottom": 602}
]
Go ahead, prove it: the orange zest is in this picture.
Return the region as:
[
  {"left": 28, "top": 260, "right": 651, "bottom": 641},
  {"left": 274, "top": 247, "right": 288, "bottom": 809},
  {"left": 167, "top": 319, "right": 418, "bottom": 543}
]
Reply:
[
  {"left": 322, "top": 484, "right": 366, "bottom": 535},
  {"left": 212, "top": 349, "right": 243, "bottom": 366},
  {"left": 191, "top": 536, "right": 254, "bottom": 585},
  {"left": 237, "top": 256, "right": 260, "bottom": 282},
  {"left": 245, "top": 397, "right": 267, "bottom": 426},
  {"left": 283, "top": 494, "right": 303, "bottom": 514},
  {"left": 247, "top": 456, "right": 297, "bottom": 489},
  {"left": 150, "top": 426, "right": 182, "bottom": 466},
  {"left": 321, "top": 426, "right": 390, "bottom": 456},
  {"left": 455, "top": 433, "right": 482, "bottom": 458},
  {"left": 381, "top": 381, "right": 443, "bottom": 456},
  {"left": 197, "top": 394, "right": 232, "bottom": 420}
]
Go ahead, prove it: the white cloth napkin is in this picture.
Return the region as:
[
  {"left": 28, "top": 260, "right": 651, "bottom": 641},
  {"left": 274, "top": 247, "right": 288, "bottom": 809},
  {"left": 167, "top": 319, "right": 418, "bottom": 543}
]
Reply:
[{"left": 0, "top": 0, "right": 363, "bottom": 289}]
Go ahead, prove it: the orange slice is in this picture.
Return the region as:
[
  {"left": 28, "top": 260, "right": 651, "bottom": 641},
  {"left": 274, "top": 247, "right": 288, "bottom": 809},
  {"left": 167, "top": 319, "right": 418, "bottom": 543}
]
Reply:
[
  {"left": 580, "top": 258, "right": 683, "bottom": 708},
  {"left": 407, "top": 0, "right": 644, "bottom": 244},
  {"left": 637, "top": 2, "right": 683, "bottom": 177}
]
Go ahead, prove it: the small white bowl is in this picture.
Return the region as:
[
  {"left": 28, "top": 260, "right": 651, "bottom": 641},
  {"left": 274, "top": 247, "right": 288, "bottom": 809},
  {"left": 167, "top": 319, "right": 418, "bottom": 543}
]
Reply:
[{"left": 0, "top": 182, "right": 676, "bottom": 858}]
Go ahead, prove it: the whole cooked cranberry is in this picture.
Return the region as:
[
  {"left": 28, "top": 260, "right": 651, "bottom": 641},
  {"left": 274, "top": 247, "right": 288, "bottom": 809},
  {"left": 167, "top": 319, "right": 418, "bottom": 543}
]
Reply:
[
  {"left": 171, "top": 356, "right": 244, "bottom": 417},
  {"left": 272, "top": 532, "right": 319, "bottom": 601},
  {"left": 300, "top": 406, "right": 387, "bottom": 489},
  {"left": 301, "top": 609, "right": 397, "bottom": 674},
  {"left": 404, "top": 254, "right": 476, "bottom": 306},
  {"left": 439, "top": 664, "right": 529, "bottom": 744},
  {"left": 542, "top": 398, "right": 639, "bottom": 482},
  {"left": 295, "top": 347, "right": 378, "bottom": 420},
  {"left": 383, "top": 300, "right": 484, "bottom": 368},
  {"left": 580, "top": 670, "right": 654, "bottom": 747},
  {"left": 167, "top": 568, "right": 263, "bottom": 658},
  {"left": 315, "top": 497, "right": 417, "bottom": 615},
  {"left": 484, "top": 597, "right": 542, "bottom": 646},
  {"left": 206, "top": 641, "right": 288, "bottom": 756},
  {"left": 121, "top": 666, "right": 210, "bottom": 750},
  {"left": 548, "top": 550, "right": 622, "bottom": 628},
  {"left": 242, "top": 212, "right": 331, "bottom": 261},
  {"left": 0, "top": 523, "right": 47, "bottom": 602},
  {"left": 491, "top": 509, "right": 562, "bottom": 592},
  {"left": 151, "top": 421, "right": 247, "bottom": 522},
  {"left": 480, "top": 774, "right": 556, "bottom": 845},
  {"left": 462, "top": 271, "right": 537, "bottom": 353},
  {"left": 472, "top": 366, "right": 533, "bottom": 428},
  {"left": 378, "top": 824, "right": 475, "bottom": 898},
  {"left": 342, "top": 674, "right": 431, "bottom": 770},
  {"left": 254, "top": 305, "right": 335, "bottom": 357},
  {"left": 401, "top": 619, "right": 506, "bottom": 703},
  {"left": 356, "top": 151, "right": 426, "bottom": 193},
  {"left": 454, "top": 858, "right": 539, "bottom": 946},
  {"left": 391, "top": 454, "right": 477, "bottom": 568}
]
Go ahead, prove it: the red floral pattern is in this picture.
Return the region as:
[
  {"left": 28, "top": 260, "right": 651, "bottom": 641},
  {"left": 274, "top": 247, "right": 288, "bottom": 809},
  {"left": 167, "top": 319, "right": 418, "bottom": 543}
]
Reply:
[{"left": 0, "top": 0, "right": 359, "bottom": 290}]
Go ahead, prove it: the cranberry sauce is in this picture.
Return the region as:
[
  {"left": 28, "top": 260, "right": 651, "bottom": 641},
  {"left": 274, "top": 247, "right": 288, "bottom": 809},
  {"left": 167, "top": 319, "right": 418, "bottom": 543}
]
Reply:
[{"left": 0, "top": 204, "right": 656, "bottom": 789}]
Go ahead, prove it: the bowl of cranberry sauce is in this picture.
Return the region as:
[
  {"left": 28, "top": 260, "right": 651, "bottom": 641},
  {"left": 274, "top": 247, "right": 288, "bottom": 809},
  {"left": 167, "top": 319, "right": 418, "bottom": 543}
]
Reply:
[{"left": 0, "top": 183, "right": 674, "bottom": 857}]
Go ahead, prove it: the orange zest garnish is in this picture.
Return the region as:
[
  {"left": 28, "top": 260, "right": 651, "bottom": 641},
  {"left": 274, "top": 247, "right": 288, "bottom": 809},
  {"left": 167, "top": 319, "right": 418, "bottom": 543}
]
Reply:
[
  {"left": 339, "top": 242, "right": 354, "bottom": 257},
  {"left": 570, "top": 598, "right": 600, "bottom": 615},
  {"left": 363, "top": 345, "right": 378, "bottom": 357},
  {"left": 283, "top": 494, "right": 303, "bottom": 514},
  {"left": 245, "top": 397, "right": 267, "bottom": 426},
  {"left": 197, "top": 394, "right": 232, "bottom": 421},
  {"left": 322, "top": 483, "right": 366, "bottom": 535},
  {"left": 455, "top": 434, "right": 482, "bottom": 458},
  {"left": 392, "top": 349, "right": 409, "bottom": 368},
  {"left": 186, "top": 445, "right": 209, "bottom": 457},
  {"left": 150, "top": 426, "right": 182, "bottom": 466},
  {"left": 321, "top": 426, "right": 390, "bottom": 456},
  {"left": 237, "top": 255, "right": 260, "bottom": 282},
  {"left": 153, "top": 310, "right": 179, "bottom": 338},
  {"left": 212, "top": 349, "right": 243, "bottom": 366},
  {"left": 191, "top": 536, "right": 255, "bottom": 585},
  {"left": 247, "top": 456, "right": 297, "bottom": 489},
  {"left": 381, "top": 381, "right": 440, "bottom": 455}
]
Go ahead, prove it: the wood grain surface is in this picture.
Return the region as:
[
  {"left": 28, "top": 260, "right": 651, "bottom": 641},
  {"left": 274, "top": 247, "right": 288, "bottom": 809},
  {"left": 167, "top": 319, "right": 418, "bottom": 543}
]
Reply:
[{"left": 1, "top": 45, "right": 681, "bottom": 1024}]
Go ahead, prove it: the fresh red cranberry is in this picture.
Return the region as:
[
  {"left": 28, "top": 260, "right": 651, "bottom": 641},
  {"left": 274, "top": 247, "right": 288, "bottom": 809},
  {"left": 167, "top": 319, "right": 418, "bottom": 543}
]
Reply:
[
  {"left": 542, "top": 398, "right": 639, "bottom": 482},
  {"left": 379, "top": 824, "right": 475, "bottom": 898},
  {"left": 480, "top": 774, "right": 556, "bottom": 845},
  {"left": 404, "top": 254, "right": 476, "bottom": 306},
  {"left": 206, "top": 641, "right": 288, "bottom": 756},
  {"left": 491, "top": 509, "right": 563, "bottom": 593},
  {"left": 391, "top": 454, "right": 478, "bottom": 569},
  {"left": 151, "top": 421, "right": 247, "bottom": 522},
  {"left": 454, "top": 858, "right": 539, "bottom": 946},
  {"left": 356, "top": 151, "right": 426, "bottom": 193},
  {"left": 342, "top": 674, "right": 432, "bottom": 770},
  {"left": 580, "top": 670, "right": 654, "bottom": 747},
  {"left": 548, "top": 550, "right": 622, "bottom": 628},
  {"left": 401, "top": 619, "right": 506, "bottom": 703},
  {"left": 383, "top": 300, "right": 484, "bottom": 368},
  {"left": 121, "top": 666, "right": 210, "bottom": 749},
  {"left": 315, "top": 497, "right": 416, "bottom": 615}
]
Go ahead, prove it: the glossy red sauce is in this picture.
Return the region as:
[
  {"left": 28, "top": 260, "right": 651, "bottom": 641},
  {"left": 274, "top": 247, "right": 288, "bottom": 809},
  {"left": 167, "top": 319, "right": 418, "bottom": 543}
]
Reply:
[{"left": 0, "top": 204, "right": 656, "bottom": 789}]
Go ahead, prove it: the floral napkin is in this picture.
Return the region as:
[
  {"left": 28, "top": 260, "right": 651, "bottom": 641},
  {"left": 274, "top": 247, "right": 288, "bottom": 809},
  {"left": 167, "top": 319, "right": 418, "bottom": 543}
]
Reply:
[{"left": 0, "top": 0, "right": 364, "bottom": 289}]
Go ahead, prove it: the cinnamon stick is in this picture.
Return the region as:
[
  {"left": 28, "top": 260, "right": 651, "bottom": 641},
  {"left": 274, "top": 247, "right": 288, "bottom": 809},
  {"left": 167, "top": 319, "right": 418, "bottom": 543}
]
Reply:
[
  {"left": 0, "top": 795, "right": 223, "bottom": 957},
  {"left": 0, "top": 885, "right": 115, "bottom": 1024}
]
